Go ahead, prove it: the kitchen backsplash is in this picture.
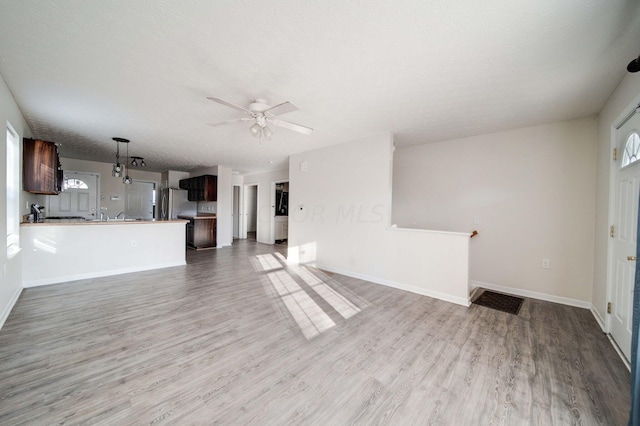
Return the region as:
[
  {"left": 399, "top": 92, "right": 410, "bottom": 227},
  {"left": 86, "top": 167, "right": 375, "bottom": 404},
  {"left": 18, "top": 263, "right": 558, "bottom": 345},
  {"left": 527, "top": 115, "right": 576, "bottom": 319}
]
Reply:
[{"left": 198, "top": 201, "right": 217, "bottom": 213}]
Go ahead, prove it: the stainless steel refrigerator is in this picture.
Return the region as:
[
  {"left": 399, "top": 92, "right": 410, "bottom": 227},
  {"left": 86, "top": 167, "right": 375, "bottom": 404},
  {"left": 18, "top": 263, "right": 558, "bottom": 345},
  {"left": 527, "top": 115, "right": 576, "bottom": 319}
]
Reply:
[{"left": 160, "top": 188, "right": 197, "bottom": 219}]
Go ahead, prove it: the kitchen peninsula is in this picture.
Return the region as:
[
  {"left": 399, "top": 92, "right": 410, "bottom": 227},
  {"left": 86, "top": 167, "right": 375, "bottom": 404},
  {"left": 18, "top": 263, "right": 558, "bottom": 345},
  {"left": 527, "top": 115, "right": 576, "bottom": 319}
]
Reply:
[{"left": 21, "top": 219, "right": 188, "bottom": 287}]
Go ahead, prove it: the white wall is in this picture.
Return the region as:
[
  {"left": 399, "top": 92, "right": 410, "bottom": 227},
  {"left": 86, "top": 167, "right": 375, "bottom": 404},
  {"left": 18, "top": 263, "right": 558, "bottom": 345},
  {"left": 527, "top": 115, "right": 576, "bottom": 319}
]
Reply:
[
  {"left": 288, "top": 133, "right": 470, "bottom": 306},
  {"left": 0, "top": 73, "right": 33, "bottom": 328},
  {"left": 392, "top": 118, "right": 598, "bottom": 305},
  {"left": 593, "top": 72, "right": 640, "bottom": 324},
  {"left": 243, "top": 169, "right": 288, "bottom": 244},
  {"left": 160, "top": 170, "right": 190, "bottom": 189},
  {"left": 60, "top": 157, "right": 161, "bottom": 217}
]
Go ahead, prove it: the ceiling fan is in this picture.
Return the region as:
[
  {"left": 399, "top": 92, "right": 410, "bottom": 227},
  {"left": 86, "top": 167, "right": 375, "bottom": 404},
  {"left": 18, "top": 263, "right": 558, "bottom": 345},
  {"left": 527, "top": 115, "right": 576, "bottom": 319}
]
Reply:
[{"left": 207, "top": 97, "right": 313, "bottom": 140}]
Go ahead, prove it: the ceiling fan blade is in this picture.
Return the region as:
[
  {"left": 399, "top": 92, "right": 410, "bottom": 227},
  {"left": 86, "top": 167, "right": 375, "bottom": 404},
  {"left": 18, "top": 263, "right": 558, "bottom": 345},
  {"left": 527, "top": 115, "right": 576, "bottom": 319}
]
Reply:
[
  {"left": 207, "top": 97, "right": 253, "bottom": 115},
  {"left": 270, "top": 118, "right": 313, "bottom": 135},
  {"left": 264, "top": 101, "right": 299, "bottom": 117},
  {"left": 208, "top": 118, "right": 252, "bottom": 127}
]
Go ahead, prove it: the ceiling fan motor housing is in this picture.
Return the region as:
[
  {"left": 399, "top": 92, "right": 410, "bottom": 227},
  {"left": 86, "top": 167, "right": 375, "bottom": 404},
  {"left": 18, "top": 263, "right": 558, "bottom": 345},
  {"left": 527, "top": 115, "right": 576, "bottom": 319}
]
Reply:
[{"left": 248, "top": 99, "right": 269, "bottom": 113}]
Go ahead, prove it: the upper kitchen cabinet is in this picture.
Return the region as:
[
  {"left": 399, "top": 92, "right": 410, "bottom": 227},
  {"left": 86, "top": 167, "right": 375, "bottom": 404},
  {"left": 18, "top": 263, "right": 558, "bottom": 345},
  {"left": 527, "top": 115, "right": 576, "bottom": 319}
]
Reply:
[
  {"left": 179, "top": 175, "right": 217, "bottom": 201},
  {"left": 23, "top": 138, "right": 62, "bottom": 194}
]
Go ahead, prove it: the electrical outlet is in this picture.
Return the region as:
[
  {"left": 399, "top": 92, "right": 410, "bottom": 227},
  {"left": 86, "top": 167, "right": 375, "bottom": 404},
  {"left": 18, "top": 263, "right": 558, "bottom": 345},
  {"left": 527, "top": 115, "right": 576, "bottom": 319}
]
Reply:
[
  {"left": 131, "top": 240, "right": 137, "bottom": 248},
  {"left": 542, "top": 259, "right": 550, "bottom": 269}
]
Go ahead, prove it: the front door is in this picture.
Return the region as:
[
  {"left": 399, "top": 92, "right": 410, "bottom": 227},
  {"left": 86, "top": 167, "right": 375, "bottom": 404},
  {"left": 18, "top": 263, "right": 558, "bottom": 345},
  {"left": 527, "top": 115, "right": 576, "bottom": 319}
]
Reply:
[
  {"left": 47, "top": 171, "right": 99, "bottom": 219},
  {"left": 610, "top": 111, "right": 640, "bottom": 360}
]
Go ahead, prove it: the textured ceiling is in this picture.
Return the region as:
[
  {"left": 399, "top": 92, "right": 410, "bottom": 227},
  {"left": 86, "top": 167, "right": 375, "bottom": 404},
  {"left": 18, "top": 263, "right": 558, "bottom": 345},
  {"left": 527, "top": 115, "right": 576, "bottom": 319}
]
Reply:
[{"left": 0, "top": 0, "right": 639, "bottom": 174}]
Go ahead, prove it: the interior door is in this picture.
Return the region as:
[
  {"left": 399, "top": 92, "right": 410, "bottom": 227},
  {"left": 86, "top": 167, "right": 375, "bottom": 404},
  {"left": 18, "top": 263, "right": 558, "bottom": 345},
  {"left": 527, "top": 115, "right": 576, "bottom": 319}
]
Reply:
[
  {"left": 125, "top": 180, "right": 156, "bottom": 219},
  {"left": 233, "top": 185, "right": 240, "bottom": 239},
  {"left": 47, "top": 171, "right": 99, "bottom": 219},
  {"left": 610, "top": 111, "right": 640, "bottom": 360}
]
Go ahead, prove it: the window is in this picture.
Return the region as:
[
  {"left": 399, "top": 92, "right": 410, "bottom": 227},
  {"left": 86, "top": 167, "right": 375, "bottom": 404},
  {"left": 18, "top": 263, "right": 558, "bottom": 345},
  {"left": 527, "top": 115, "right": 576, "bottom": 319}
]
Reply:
[
  {"left": 622, "top": 131, "right": 640, "bottom": 168},
  {"left": 63, "top": 178, "right": 88, "bottom": 189},
  {"left": 6, "top": 123, "right": 19, "bottom": 257}
]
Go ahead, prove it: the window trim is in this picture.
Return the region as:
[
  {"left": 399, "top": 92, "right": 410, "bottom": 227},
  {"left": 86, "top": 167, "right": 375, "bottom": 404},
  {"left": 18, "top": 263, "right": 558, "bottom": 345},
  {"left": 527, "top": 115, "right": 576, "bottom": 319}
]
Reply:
[{"left": 6, "top": 122, "right": 20, "bottom": 259}]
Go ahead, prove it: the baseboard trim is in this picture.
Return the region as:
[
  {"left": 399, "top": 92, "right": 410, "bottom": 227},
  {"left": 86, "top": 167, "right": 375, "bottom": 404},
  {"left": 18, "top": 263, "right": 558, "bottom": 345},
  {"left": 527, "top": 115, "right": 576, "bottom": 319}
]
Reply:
[
  {"left": 314, "top": 263, "right": 470, "bottom": 307},
  {"left": 606, "top": 333, "right": 631, "bottom": 371},
  {"left": 0, "top": 286, "right": 23, "bottom": 330},
  {"left": 590, "top": 306, "right": 606, "bottom": 332},
  {"left": 23, "top": 261, "right": 187, "bottom": 288},
  {"left": 470, "top": 280, "right": 591, "bottom": 309}
]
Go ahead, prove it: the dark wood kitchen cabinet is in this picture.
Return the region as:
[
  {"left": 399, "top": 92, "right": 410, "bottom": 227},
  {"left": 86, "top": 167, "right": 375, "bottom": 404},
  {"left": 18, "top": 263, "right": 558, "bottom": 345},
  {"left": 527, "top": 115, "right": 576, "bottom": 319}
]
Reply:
[
  {"left": 23, "top": 138, "right": 62, "bottom": 194},
  {"left": 179, "top": 215, "right": 216, "bottom": 249},
  {"left": 179, "top": 175, "right": 217, "bottom": 201}
]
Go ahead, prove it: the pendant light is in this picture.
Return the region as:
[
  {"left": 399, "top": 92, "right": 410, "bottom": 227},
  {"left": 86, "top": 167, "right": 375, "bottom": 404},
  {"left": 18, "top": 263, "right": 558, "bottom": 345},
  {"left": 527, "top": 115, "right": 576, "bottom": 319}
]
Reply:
[
  {"left": 123, "top": 140, "right": 132, "bottom": 184},
  {"left": 112, "top": 137, "right": 128, "bottom": 177}
]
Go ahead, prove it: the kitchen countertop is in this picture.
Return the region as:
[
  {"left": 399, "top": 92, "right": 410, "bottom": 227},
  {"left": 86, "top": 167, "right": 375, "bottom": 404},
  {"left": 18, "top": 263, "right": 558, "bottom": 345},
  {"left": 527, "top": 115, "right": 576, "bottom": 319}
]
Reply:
[
  {"left": 21, "top": 219, "right": 188, "bottom": 227},
  {"left": 177, "top": 214, "right": 216, "bottom": 220}
]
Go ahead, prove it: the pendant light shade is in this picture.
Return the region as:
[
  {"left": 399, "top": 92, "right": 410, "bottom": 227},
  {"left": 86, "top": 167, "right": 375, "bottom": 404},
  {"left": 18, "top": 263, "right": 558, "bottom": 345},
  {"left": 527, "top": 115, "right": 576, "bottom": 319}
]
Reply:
[
  {"left": 250, "top": 123, "right": 261, "bottom": 136},
  {"left": 262, "top": 126, "right": 273, "bottom": 140}
]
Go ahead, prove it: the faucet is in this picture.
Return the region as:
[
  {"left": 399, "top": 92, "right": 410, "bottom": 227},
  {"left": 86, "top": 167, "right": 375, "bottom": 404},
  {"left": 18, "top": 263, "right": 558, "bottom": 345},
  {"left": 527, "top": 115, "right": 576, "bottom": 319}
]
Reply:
[
  {"left": 100, "top": 207, "right": 108, "bottom": 222},
  {"left": 116, "top": 211, "right": 125, "bottom": 219}
]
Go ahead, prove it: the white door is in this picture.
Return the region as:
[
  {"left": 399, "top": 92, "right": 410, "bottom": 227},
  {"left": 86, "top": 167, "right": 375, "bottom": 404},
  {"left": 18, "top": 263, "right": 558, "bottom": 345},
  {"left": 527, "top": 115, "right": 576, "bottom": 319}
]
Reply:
[
  {"left": 610, "top": 111, "right": 640, "bottom": 360},
  {"left": 125, "top": 180, "right": 156, "bottom": 219},
  {"left": 47, "top": 171, "right": 99, "bottom": 219},
  {"left": 242, "top": 184, "right": 258, "bottom": 239},
  {"left": 233, "top": 185, "right": 240, "bottom": 239}
]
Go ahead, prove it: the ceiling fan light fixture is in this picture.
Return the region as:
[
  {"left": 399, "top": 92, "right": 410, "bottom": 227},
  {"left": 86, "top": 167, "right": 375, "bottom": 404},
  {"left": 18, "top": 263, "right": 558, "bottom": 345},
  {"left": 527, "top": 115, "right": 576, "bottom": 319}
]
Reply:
[
  {"left": 250, "top": 122, "right": 262, "bottom": 137},
  {"left": 131, "top": 158, "right": 138, "bottom": 167},
  {"left": 140, "top": 159, "right": 146, "bottom": 167},
  {"left": 262, "top": 126, "right": 273, "bottom": 140}
]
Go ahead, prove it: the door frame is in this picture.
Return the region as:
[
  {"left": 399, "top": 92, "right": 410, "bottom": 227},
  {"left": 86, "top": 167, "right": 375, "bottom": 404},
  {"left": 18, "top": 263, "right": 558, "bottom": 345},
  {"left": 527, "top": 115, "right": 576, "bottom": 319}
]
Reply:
[
  {"left": 270, "top": 179, "right": 289, "bottom": 244},
  {"left": 606, "top": 96, "right": 640, "bottom": 345},
  {"left": 242, "top": 183, "right": 259, "bottom": 240},
  {"left": 232, "top": 184, "right": 242, "bottom": 240}
]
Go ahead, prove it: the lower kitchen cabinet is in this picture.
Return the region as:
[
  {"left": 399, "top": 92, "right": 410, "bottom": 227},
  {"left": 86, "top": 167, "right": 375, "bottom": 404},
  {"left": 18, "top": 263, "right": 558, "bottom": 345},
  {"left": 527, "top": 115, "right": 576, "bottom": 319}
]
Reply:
[
  {"left": 274, "top": 216, "right": 288, "bottom": 241},
  {"left": 179, "top": 215, "right": 216, "bottom": 249}
]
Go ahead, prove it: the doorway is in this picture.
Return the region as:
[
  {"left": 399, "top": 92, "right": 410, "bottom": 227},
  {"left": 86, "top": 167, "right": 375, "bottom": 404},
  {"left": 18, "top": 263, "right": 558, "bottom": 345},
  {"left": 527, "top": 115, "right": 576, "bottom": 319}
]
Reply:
[
  {"left": 244, "top": 184, "right": 258, "bottom": 241},
  {"left": 609, "top": 109, "right": 640, "bottom": 360},
  {"left": 125, "top": 180, "right": 156, "bottom": 219},
  {"left": 47, "top": 171, "right": 99, "bottom": 219},
  {"left": 272, "top": 181, "right": 289, "bottom": 244}
]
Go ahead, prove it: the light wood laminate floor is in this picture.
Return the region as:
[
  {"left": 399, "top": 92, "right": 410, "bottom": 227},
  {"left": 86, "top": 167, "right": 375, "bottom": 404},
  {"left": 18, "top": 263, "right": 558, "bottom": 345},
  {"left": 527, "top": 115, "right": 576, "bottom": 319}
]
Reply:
[{"left": 0, "top": 240, "right": 630, "bottom": 425}]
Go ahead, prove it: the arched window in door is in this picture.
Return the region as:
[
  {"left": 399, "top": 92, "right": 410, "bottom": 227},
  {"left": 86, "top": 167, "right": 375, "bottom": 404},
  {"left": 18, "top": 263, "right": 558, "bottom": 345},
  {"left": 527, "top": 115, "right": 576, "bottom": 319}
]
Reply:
[
  {"left": 622, "top": 131, "right": 640, "bottom": 168},
  {"left": 64, "top": 178, "right": 89, "bottom": 190}
]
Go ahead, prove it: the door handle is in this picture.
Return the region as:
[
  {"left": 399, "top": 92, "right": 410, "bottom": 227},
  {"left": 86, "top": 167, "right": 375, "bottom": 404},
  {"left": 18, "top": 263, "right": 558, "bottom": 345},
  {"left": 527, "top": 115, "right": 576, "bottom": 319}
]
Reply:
[{"left": 629, "top": 256, "right": 637, "bottom": 261}]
